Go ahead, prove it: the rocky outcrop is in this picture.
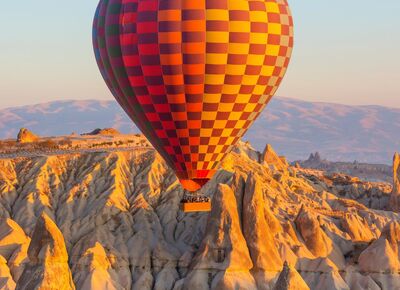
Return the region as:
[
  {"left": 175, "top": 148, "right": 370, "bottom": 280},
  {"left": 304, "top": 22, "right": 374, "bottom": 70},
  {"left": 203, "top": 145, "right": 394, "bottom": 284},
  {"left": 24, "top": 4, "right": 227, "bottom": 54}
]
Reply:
[
  {"left": 232, "top": 141, "right": 260, "bottom": 162},
  {"left": 343, "top": 269, "right": 380, "bottom": 290},
  {"left": 243, "top": 173, "right": 282, "bottom": 289},
  {"left": 0, "top": 218, "right": 30, "bottom": 282},
  {"left": 341, "top": 214, "right": 375, "bottom": 242},
  {"left": 358, "top": 222, "right": 400, "bottom": 273},
  {"left": 16, "top": 213, "right": 75, "bottom": 290},
  {"left": 0, "top": 255, "right": 16, "bottom": 290},
  {"left": 243, "top": 174, "right": 282, "bottom": 270},
  {"left": 83, "top": 128, "right": 121, "bottom": 136},
  {"left": 294, "top": 206, "right": 347, "bottom": 273},
  {"left": 0, "top": 136, "right": 398, "bottom": 289},
  {"left": 0, "top": 218, "right": 30, "bottom": 261},
  {"left": 394, "top": 153, "right": 400, "bottom": 192},
  {"left": 73, "top": 242, "right": 123, "bottom": 290},
  {"left": 261, "top": 144, "right": 287, "bottom": 171},
  {"left": 295, "top": 206, "right": 332, "bottom": 258},
  {"left": 16, "top": 128, "right": 39, "bottom": 143},
  {"left": 185, "top": 184, "right": 256, "bottom": 290},
  {"left": 273, "top": 262, "right": 309, "bottom": 290},
  {"left": 295, "top": 152, "right": 393, "bottom": 183},
  {"left": 390, "top": 153, "right": 400, "bottom": 211}
]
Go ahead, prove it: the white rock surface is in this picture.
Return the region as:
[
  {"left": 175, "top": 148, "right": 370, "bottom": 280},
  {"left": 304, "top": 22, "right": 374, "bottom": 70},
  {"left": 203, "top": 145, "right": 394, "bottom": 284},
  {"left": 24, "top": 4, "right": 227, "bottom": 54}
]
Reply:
[
  {"left": 16, "top": 213, "right": 75, "bottom": 290},
  {"left": 184, "top": 184, "right": 256, "bottom": 290},
  {"left": 243, "top": 173, "right": 283, "bottom": 289},
  {"left": 0, "top": 136, "right": 398, "bottom": 289},
  {"left": 73, "top": 242, "right": 124, "bottom": 290},
  {"left": 273, "top": 262, "right": 309, "bottom": 290},
  {"left": 261, "top": 144, "right": 287, "bottom": 171},
  {"left": 390, "top": 152, "right": 400, "bottom": 211},
  {"left": 358, "top": 221, "right": 400, "bottom": 274}
]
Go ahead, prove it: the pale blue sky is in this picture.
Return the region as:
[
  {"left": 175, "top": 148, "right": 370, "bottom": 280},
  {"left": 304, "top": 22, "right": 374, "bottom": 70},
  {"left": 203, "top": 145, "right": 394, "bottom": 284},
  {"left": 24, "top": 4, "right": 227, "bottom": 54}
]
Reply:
[{"left": 0, "top": 1, "right": 399, "bottom": 108}]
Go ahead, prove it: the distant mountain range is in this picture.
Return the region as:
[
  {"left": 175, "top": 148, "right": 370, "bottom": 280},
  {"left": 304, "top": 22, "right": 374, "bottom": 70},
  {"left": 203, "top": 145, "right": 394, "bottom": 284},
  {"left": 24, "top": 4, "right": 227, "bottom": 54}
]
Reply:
[{"left": 1, "top": 97, "right": 399, "bottom": 164}]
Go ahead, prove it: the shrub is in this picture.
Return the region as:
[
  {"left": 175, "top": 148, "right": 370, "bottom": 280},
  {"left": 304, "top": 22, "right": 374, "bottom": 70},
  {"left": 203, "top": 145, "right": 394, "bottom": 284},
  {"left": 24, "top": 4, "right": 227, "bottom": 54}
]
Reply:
[
  {"left": 58, "top": 139, "right": 73, "bottom": 147},
  {"left": 35, "top": 140, "right": 58, "bottom": 150}
]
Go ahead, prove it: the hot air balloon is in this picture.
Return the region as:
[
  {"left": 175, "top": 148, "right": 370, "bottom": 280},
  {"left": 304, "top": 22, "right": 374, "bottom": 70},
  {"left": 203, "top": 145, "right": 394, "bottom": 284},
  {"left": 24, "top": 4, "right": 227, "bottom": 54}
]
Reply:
[{"left": 93, "top": 0, "right": 293, "bottom": 211}]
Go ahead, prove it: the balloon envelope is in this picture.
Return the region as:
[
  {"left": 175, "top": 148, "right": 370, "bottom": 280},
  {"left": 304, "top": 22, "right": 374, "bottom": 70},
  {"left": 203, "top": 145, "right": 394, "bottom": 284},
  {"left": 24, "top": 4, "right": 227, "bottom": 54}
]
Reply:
[{"left": 93, "top": 0, "right": 293, "bottom": 191}]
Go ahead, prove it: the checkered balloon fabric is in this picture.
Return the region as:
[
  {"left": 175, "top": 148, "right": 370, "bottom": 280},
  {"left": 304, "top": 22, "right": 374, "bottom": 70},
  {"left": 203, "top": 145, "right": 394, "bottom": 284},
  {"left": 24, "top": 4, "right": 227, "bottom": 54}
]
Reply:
[{"left": 93, "top": 0, "right": 294, "bottom": 191}]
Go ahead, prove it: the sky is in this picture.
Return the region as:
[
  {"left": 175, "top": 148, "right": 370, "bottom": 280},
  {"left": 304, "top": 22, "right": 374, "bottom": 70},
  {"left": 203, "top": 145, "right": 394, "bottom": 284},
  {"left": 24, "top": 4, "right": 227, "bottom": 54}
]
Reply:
[{"left": 0, "top": 0, "right": 399, "bottom": 109}]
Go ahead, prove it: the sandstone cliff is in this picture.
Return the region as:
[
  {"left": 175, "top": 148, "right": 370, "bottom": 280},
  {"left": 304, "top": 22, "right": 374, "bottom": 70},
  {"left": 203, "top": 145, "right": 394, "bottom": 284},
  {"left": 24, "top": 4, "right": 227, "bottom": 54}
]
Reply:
[
  {"left": 16, "top": 128, "right": 39, "bottom": 143},
  {"left": 273, "top": 262, "right": 309, "bottom": 290},
  {"left": 16, "top": 213, "right": 75, "bottom": 290},
  {"left": 390, "top": 152, "right": 400, "bottom": 211}
]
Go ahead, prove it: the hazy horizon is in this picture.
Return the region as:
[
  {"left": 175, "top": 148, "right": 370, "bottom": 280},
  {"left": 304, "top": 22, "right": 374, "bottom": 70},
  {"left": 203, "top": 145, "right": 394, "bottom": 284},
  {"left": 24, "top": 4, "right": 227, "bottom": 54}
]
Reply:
[
  {"left": 1, "top": 0, "right": 399, "bottom": 109},
  {"left": 2, "top": 95, "right": 400, "bottom": 111},
  {"left": 1, "top": 97, "right": 399, "bottom": 164}
]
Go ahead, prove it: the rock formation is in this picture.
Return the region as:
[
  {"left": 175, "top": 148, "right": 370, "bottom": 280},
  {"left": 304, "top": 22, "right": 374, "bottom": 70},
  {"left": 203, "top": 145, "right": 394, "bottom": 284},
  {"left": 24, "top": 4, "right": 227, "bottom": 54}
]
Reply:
[
  {"left": 16, "top": 213, "right": 75, "bottom": 290},
  {"left": 0, "top": 134, "right": 398, "bottom": 289},
  {"left": 243, "top": 173, "right": 283, "bottom": 289},
  {"left": 0, "top": 218, "right": 30, "bottom": 261},
  {"left": 73, "top": 242, "right": 123, "bottom": 290},
  {"left": 0, "top": 255, "right": 16, "bottom": 289},
  {"left": 16, "top": 128, "right": 39, "bottom": 143},
  {"left": 294, "top": 206, "right": 332, "bottom": 258},
  {"left": 341, "top": 213, "right": 375, "bottom": 242},
  {"left": 0, "top": 218, "right": 30, "bottom": 282},
  {"left": 273, "top": 262, "right": 309, "bottom": 290},
  {"left": 261, "top": 144, "right": 287, "bottom": 171},
  {"left": 390, "top": 152, "right": 400, "bottom": 211},
  {"left": 358, "top": 222, "right": 400, "bottom": 274},
  {"left": 295, "top": 152, "right": 393, "bottom": 183},
  {"left": 184, "top": 184, "right": 256, "bottom": 290},
  {"left": 83, "top": 128, "right": 121, "bottom": 136}
]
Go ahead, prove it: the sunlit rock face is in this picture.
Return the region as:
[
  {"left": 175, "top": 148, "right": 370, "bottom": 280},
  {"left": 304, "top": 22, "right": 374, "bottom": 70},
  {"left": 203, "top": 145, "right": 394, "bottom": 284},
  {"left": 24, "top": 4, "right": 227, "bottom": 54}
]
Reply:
[
  {"left": 184, "top": 183, "right": 256, "bottom": 290},
  {"left": 261, "top": 144, "right": 287, "bottom": 172},
  {"left": 0, "top": 135, "right": 398, "bottom": 289},
  {"left": 16, "top": 128, "right": 39, "bottom": 143},
  {"left": 390, "top": 153, "right": 400, "bottom": 211},
  {"left": 0, "top": 254, "right": 16, "bottom": 290},
  {"left": 273, "top": 262, "right": 309, "bottom": 290},
  {"left": 16, "top": 213, "right": 75, "bottom": 290}
]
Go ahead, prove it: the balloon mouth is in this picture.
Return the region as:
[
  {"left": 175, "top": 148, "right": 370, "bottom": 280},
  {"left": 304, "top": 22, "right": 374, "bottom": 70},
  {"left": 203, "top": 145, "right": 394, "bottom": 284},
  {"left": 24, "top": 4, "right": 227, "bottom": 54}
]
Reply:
[
  {"left": 179, "top": 179, "right": 210, "bottom": 192},
  {"left": 176, "top": 170, "right": 216, "bottom": 192}
]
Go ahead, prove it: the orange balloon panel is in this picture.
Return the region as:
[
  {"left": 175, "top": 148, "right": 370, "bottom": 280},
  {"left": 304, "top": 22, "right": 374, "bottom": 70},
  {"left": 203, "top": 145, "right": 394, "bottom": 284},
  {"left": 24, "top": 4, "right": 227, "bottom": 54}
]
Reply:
[{"left": 93, "top": 0, "right": 294, "bottom": 191}]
